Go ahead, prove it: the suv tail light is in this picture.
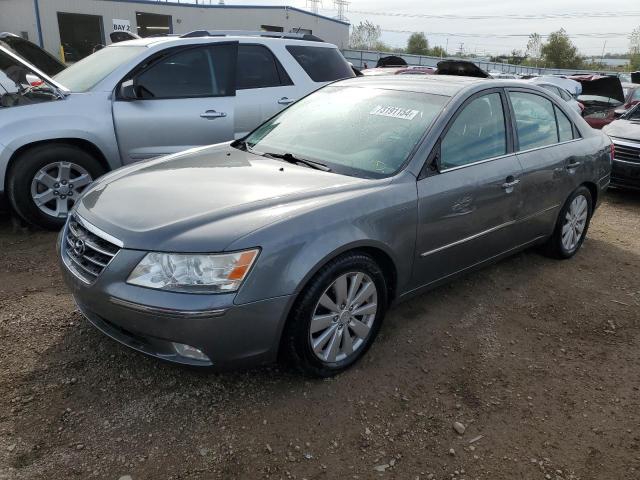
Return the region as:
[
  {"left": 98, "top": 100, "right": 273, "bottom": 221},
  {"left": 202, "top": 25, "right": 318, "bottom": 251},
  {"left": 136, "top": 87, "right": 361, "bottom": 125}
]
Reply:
[{"left": 610, "top": 143, "right": 615, "bottom": 163}]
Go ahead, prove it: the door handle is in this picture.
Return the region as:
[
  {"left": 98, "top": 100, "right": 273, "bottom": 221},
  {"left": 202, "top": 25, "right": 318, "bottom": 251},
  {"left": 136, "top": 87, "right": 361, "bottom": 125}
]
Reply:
[
  {"left": 200, "top": 110, "right": 227, "bottom": 119},
  {"left": 277, "top": 97, "right": 295, "bottom": 105},
  {"left": 501, "top": 178, "right": 520, "bottom": 190},
  {"left": 566, "top": 160, "right": 582, "bottom": 170}
]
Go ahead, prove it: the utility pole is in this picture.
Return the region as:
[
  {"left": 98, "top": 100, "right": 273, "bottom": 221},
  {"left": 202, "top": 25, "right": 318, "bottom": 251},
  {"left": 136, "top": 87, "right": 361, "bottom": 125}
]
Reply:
[
  {"left": 334, "top": 0, "right": 349, "bottom": 21},
  {"left": 306, "top": 0, "right": 321, "bottom": 15},
  {"left": 600, "top": 40, "right": 607, "bottom": 67}
]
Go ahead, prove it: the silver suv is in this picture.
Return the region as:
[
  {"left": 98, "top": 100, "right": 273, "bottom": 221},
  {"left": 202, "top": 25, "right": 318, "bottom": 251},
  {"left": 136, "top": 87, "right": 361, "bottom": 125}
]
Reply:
[{"left": 0, "top": 31, "right": 355, "bottom": 229}]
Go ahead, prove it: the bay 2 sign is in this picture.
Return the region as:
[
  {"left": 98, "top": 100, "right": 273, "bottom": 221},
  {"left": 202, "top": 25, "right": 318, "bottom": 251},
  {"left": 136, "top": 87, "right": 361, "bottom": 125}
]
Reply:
[{"left": 113, "top": 19, "right": 131, "bottom": 32}]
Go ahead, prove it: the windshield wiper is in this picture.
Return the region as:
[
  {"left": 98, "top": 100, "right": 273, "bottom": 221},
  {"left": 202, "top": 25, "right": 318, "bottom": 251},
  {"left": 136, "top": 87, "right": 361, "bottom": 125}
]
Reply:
[{"left": 263, "top": 152, "right": 331, "bottom": 172}]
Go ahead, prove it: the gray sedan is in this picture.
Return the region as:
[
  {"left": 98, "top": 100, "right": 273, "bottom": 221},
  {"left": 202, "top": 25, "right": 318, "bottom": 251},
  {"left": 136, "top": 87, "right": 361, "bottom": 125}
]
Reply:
[{"left": 58, "top": 76, "right": 612, "bottom": 377}]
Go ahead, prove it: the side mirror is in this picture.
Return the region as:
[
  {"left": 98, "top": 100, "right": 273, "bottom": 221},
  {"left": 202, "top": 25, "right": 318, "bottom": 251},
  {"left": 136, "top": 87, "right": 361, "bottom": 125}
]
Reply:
[
  {"left": 614, "top": 109, "right": 626, "bottom": 118},
  {"left": 119, "top": 79, "right": 137, "bottom": 100}
]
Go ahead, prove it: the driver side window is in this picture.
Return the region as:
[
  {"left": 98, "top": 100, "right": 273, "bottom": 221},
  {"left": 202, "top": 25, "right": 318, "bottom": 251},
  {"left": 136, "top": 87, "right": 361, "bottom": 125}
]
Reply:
[
  {"left": 135, "top": 45, "right": 236, "bottom": 99},
  {"left": 440, "top": 93, "right": 507, "bottom": 170}
]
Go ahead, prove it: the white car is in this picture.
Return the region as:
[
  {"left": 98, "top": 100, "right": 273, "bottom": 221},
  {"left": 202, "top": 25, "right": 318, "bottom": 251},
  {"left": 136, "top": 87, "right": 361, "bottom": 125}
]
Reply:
[
  {"left": 528, "top": 79, "right": 584, "bottom": 115},
  {"left": 0, "top": 31, "right": 355, "bottom": 229}
]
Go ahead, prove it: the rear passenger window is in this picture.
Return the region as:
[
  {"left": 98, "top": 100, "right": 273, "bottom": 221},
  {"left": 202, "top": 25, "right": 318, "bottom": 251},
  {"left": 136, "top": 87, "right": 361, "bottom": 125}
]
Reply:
[
  {"left": 509, "top": 92, "right": 558, "bottom": 150},
  {"left": 286, "top": 46, "right": 355, "bottom": 82},
  {"left": 441, "top": 93, "right": 507, "bottom": 169},
  {"left": 555, "top": 106, "right": 574, "bottom": 142},
  {"left": 237, "top": 45, "right": 292, "bottom": 89}
]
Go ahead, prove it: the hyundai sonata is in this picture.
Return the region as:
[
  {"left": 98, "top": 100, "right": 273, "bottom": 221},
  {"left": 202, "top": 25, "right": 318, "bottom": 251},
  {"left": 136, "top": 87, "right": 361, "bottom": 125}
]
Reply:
[{"left": 59, "top": 76, "right": 612, "bottom": 377}]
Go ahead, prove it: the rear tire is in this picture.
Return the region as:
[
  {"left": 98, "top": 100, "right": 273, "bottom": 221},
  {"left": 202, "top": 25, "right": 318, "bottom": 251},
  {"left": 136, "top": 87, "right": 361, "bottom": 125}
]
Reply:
[
  {"left": 543, "top": 186, "right": 593, "bottom": 259},
  {"left": 7, "top": 144, "right": 105, "bottom": 230},
  {"left": 282, "top": 252, "right": 388, "bottom": 377}
]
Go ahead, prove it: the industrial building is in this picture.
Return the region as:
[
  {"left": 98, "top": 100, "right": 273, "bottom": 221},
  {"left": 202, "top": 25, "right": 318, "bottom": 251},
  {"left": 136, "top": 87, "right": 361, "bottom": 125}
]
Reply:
[{"left": 0, "top": 0, "right": 350, "bottom": 61}]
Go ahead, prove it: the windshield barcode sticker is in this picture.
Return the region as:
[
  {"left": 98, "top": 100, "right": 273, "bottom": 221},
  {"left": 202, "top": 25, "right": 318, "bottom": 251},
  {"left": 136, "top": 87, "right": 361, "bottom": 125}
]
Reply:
[{"left": 370, "top": 105, "right": 420, "bottom": 120}]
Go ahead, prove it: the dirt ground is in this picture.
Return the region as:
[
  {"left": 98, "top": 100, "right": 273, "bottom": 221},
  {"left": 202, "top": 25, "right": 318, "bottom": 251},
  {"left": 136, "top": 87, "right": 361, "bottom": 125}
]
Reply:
[{"left": 0, "top": 190, "right": 639, "bottom": 480}]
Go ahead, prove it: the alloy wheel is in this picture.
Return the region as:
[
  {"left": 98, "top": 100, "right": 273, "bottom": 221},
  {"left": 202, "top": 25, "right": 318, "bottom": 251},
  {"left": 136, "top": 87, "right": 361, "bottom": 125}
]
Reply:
[
  {"left": 561, "top": 194, "right": 588, "bottom": 252},
  {"left": 309, "top": 272, "right": 378, "bottom": 363},
  {"left": 30, "top": 161, "right": 93, "bottom": 218}
]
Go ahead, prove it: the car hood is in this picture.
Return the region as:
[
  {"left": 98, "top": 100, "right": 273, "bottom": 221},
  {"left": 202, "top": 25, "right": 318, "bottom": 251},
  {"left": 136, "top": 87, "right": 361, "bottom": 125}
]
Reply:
[
  {"left": 0, "top": 44, "right": 68, "bottom": 92},
  {"left": 76, "top": 144, "right": 373, "bottom": 252},
  {"left": 603, "top": 119, "right": 640, "bottom": 142},
  {"left": 572, "top": 75, "right": 624, "bottom": 103}
]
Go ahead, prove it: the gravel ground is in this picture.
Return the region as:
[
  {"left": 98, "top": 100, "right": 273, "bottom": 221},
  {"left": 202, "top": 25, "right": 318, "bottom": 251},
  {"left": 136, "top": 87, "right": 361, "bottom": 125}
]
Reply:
[{"left": 0, "top": 190, "right": 639, "bottom": 480}]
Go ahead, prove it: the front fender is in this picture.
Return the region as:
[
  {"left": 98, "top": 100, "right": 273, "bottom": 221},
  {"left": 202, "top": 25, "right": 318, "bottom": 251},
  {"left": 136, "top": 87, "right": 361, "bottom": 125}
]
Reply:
[{"left": 229, "top": 174, "right": 418, "bottom": 306}]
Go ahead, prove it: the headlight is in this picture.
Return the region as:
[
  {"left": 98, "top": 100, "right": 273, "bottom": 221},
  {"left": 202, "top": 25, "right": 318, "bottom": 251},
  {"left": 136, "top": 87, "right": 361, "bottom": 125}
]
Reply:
[{"left": 127, "top": 249, "right": 259, "bottom": 293}]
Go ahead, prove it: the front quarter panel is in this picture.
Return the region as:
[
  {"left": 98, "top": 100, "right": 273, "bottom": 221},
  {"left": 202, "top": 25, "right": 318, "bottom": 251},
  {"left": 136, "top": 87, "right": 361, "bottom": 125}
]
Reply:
[
  {"left": 228, "top": 173, "right": 418, "bottom": 306},
  {"left": 0, "top": 92, "right": 121, "bottom": 189}
]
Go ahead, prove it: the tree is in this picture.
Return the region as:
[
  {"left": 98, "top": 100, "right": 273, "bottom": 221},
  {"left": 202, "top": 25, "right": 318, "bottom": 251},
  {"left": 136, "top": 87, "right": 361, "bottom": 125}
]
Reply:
[
  {"left": 406, "top": 32, "right": 429, "bottom": 55},
  {"left": 541, "top": 29, "right": 583, "bottom": 69},
  {"left": 430, "top": 45, "right": 447, "bottom": 58},
  {"left": 349, "top": 21, "right": 382, "bottom": 50},
  {"left": 526, "top": 33, "right": 542, "bottom": 66},
  {"left": 630, "top": 26, "right": 640, "bottom": 70}
]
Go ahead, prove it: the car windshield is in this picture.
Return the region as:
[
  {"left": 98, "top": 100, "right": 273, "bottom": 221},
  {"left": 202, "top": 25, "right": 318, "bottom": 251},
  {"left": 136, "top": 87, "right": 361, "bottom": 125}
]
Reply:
[
  {"left": 243, "top": 86, "right": 449, "bottom": 178},
  {"left": 54, "top": 45, "right": 147, "bottom": 92},
  {"left": 625, "top": 105, "right": 640, "bottom": 121}
]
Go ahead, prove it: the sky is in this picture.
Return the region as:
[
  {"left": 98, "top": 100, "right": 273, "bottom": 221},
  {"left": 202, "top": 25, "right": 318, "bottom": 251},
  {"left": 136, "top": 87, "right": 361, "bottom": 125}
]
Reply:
[{"left": 186, "top": 0, "right": 640, "bottom": 56}]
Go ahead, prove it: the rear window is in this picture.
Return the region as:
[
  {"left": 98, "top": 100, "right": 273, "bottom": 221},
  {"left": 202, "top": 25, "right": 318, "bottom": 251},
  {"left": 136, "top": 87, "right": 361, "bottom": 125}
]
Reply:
[{"left": 286, "top": 45, "right": 355, "bottom": 82}]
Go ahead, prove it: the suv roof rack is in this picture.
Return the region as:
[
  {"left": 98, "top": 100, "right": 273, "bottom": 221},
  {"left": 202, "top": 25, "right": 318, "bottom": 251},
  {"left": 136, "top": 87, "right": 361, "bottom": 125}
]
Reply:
[{"left": 179, "top": 30, "right": 325, "bottom": 42}]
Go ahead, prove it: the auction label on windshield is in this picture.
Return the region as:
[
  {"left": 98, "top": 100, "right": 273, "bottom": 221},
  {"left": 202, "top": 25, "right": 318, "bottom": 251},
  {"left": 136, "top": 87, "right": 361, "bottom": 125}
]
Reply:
[{"left": 370, "top": 105, "right": 420, "bottom": 120}]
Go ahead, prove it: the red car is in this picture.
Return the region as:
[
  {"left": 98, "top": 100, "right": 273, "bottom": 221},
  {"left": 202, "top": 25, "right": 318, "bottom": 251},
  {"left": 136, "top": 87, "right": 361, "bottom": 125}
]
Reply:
[{"left": 571, "top": 75, "right": 625, "bottom": 129}]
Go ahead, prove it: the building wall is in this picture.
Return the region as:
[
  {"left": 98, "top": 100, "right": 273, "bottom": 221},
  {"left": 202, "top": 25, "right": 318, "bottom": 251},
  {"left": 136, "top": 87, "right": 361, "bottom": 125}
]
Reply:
[
  {"left": 0, "top": 0, "right": 349, "bottom": 58},
  {"left": 0, "top": 0, "right": 40, "bottom": 44}
]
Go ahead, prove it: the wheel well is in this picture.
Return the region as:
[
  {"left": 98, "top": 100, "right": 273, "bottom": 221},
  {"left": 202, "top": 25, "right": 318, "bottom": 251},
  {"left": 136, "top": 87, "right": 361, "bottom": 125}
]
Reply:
[
  {"left": 5, "top": 138, "right": 110, "bottom": 189},
  {"left": 581, "top": 181, "right": 598, "bottom": 207},
  {"left": 354, "top": 246, "right": 398, "bottom": 303}
]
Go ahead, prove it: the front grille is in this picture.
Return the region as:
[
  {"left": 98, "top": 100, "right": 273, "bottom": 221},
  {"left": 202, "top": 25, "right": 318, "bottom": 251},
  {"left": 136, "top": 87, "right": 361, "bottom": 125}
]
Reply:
[
  {"left": 63, "top": 215, "right": 120, "bottom": 284},
  {"left": 613, "top": 141, "right": 640, "bottom": 164}
]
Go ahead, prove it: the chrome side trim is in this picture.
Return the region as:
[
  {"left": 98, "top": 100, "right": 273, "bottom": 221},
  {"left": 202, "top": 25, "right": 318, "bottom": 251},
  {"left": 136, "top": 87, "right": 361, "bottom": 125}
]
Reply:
[
  {"left": 109, "top": 296, "right": 228, "bottom": 318},
  {"left": 75, "top": 214, "right": 124, "bottom": 248},
  {"left": 515, "top": 138, "right": 582, "bottom": 156},
  {"left": 440, "top": 153, "right": 515, "bottom": 174},
  {"left": 420, "top": 204, "right": 560, "bottom": 257}
]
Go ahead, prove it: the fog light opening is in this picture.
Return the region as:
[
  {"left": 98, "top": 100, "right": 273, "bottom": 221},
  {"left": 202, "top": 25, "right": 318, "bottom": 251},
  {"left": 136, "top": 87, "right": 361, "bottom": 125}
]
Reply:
[{"left": 172, "top": 342, "right": 210, "bottom": 362}]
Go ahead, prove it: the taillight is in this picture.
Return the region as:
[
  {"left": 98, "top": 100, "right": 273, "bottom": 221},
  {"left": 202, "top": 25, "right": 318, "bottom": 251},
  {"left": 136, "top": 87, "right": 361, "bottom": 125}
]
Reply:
[{"left": 610, "top": 143, "right": 615, "bottom": 163}]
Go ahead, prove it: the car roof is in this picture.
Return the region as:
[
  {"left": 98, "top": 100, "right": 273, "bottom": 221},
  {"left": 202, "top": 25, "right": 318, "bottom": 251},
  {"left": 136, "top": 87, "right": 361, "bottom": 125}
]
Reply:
[
  {"left": 109, "top": 35, "right": 337, "bottom": 49},
  {"left": 332, "top": 75, "right": 531, "bottom": 97}
]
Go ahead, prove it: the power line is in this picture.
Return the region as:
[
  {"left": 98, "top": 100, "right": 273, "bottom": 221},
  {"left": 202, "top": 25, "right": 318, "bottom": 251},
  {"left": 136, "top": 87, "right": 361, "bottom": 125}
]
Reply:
[
  {"left": 349, "top": 10, "right": 640, "bottom": 20},
  {"left": 381, "top": 29, "right": 633, "bottom": 39}
]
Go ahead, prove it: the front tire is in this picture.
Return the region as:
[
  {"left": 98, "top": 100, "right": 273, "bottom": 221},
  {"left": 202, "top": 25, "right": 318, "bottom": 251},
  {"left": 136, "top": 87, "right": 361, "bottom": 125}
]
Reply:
[
  {"left": 544, "top": 186, "right": 593, "bottom": 259},
  {"left": 282, "top": 252, "right": 388, "bottom": 377},
  {"left": 7, "top": 144, "right": 105, "bottom": 230}
]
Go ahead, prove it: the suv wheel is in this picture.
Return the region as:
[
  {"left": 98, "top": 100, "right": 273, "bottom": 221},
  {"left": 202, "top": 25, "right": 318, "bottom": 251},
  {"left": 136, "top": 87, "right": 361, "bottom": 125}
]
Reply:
[
  {"left": 8, "top": 144, "right": 105, "bottom": 230},
  {"left": 544, "top": 186, "right": 593, "bottom": 259},
  {"left": 283, "top": 252, "right": 387, "bottom": 377}
]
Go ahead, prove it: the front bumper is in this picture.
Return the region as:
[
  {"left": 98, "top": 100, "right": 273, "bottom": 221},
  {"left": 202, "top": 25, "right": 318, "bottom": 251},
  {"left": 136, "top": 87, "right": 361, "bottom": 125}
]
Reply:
[
  {"left": 611, "top": 159, "right": 640, "bottom": 190},
  {"left": 57, "top": 228, "right": 293, "bottom": 369}
]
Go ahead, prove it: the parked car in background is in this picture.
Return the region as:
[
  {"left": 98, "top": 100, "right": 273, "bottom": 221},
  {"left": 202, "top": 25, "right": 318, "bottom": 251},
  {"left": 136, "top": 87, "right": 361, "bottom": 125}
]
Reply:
[
  {"left": 361, "top": 65, "right": 435, "bottom": 76},
  {"left": 0, "top": 31, "right": 355, "bottom": 229},
  {"left": 435, "top": 60, "right": 490, "bottom": 78},
  {"left": 619, "top": 82, "right": 640, "bottom": 114},
  {"left": 529, "top": 80, "right": 584, "bottom": 115},
  {"left": 536, "top": 75, "right": 582, "bottom": 97},
  {"left": 603, "top": 103, "right": 640, "bottom": 190},
  {"left": 58, "top": 76, "right": 611, "bottom": 376},
  {"left": 0, "top": 32, "right": 66, "bottom": 76},
  {"left": 572, "top": 74, "right": 625, "bottom": 129}
]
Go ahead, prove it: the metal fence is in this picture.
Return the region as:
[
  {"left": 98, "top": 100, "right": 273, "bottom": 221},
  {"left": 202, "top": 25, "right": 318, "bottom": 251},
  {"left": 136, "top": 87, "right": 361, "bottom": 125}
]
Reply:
[{"left": 341, "top": 49, "right": 620, "bottom": 77}]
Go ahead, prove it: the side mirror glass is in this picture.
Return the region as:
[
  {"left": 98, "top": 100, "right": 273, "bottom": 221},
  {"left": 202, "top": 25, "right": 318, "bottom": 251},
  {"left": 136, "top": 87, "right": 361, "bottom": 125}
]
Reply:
[{"left": 120, "top": 79, "right": 137, "bottom": 100}]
